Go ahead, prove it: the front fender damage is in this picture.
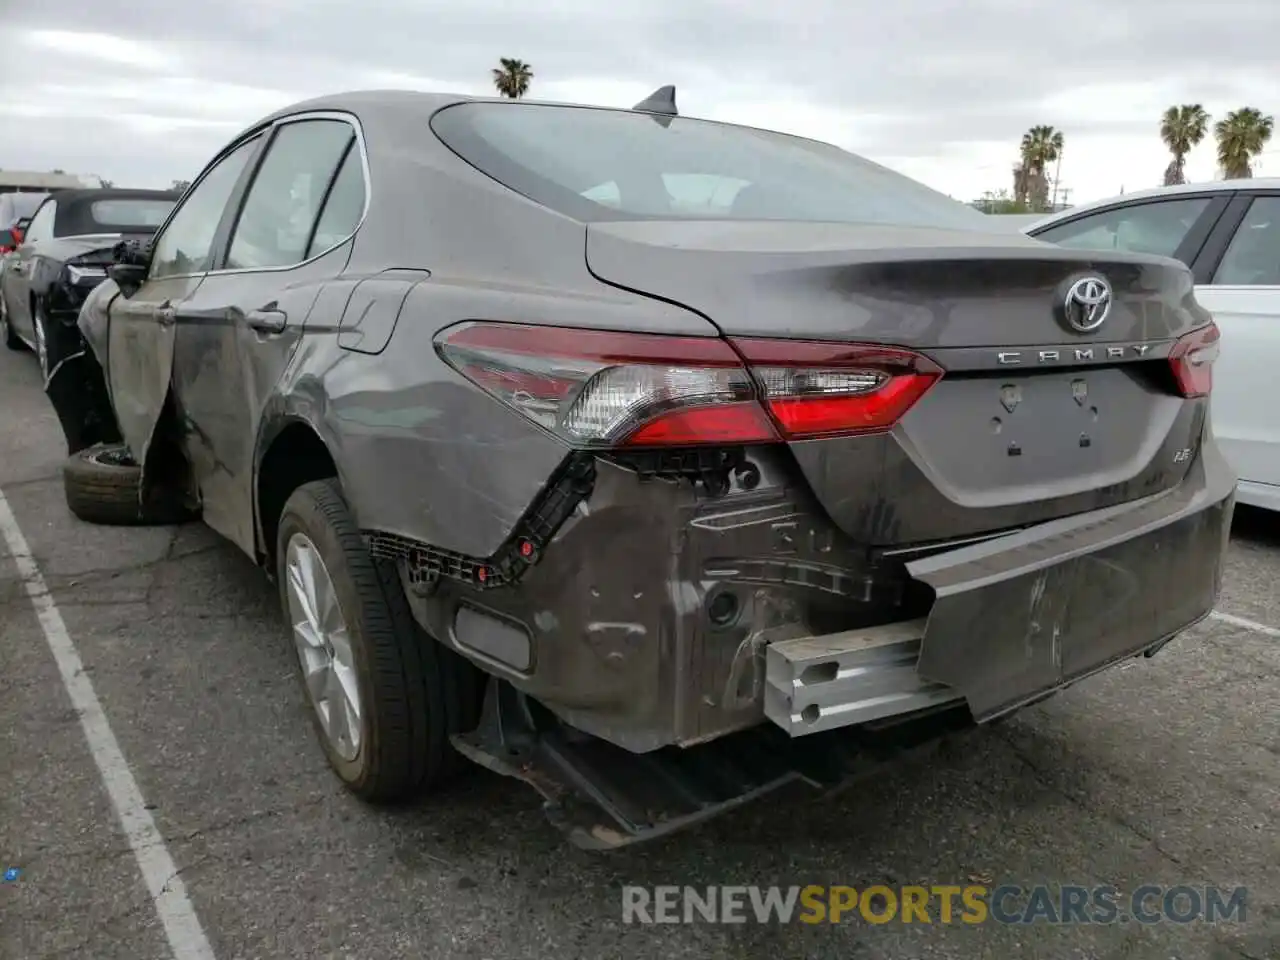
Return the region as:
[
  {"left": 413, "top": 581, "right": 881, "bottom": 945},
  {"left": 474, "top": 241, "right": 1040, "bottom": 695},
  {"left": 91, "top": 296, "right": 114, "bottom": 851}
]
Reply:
[{"left": 43, "top": 278, "right": 124, "bottom": 455}]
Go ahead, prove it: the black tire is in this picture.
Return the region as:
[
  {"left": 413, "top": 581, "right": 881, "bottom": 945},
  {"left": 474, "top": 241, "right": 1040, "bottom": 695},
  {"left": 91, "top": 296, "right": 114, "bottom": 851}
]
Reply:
[
  {"left": 62, "top": 443, "right": 194, "bottom": 526},
  {"left": 276, "top": 478, "right": 482, "bottom": 802},
  {"left": 1, "top": 295, "right": 22, "bottom": 351}
]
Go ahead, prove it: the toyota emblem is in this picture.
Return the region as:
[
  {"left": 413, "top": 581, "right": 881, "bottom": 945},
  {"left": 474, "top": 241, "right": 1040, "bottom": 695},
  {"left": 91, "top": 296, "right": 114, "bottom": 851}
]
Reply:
[{"left": 1062, "top": 276, "right": 1113, "bottom": 332}]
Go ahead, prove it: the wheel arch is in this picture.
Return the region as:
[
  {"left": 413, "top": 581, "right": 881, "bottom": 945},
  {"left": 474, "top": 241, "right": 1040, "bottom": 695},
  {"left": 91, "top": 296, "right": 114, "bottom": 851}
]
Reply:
[{"left": 254, "top": 413, "right": 351, "bottom": 573}]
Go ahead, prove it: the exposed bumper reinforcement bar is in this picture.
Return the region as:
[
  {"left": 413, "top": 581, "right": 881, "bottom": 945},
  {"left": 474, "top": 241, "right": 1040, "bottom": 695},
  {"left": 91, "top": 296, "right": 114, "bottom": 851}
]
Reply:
[{"left": 763, "top": 618, "right": 963, "bottom": 736}]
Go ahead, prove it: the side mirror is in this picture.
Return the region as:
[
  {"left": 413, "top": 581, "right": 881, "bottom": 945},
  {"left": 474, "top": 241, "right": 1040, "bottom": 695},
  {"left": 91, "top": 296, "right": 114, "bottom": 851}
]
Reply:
[{"left": 107, "top": 263, "right": 148, "bottom": 298}]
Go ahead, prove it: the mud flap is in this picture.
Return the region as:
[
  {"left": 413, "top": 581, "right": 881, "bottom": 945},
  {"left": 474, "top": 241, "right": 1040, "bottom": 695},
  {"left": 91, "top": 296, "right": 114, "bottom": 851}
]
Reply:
[{"left": 907, "top": 448, "right": 1236, "bottom": 722}]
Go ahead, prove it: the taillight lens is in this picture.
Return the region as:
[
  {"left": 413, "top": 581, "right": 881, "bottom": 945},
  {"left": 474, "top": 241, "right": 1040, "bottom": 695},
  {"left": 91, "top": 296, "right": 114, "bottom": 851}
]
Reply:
[
  {"left": 730, "top": 338, "right": 943, "bottom": 439},
  {"left": 1168, "top": 322, "right": 1220, "bottom": 398},
  {"left": 436, "top": 322, "right": 942, "bottom": 448}
]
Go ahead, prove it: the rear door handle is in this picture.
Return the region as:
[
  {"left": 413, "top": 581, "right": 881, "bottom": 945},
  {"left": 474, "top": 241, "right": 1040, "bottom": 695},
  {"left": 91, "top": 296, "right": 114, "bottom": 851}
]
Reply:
[{"left": 246, "top": 308, "right": 287, "bottom": 334}]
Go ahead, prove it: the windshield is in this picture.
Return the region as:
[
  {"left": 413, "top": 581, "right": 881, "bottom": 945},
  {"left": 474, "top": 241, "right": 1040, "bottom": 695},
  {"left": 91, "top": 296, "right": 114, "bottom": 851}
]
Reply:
[
  {"left": 430, "top": 102, "right": 992, "bottom": 231},
  {"left": 0, "top": 193, "right": 48, "bottom": 225}
]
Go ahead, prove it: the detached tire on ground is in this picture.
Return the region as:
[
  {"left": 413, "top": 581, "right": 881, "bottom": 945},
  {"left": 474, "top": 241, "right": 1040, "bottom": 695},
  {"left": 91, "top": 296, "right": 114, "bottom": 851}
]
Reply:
[
  {"left": 276, "top": 478, "right": 482, "bottom": 803},
  {"left": 62, "top": 443, "right": 193, "bottom": 526}
]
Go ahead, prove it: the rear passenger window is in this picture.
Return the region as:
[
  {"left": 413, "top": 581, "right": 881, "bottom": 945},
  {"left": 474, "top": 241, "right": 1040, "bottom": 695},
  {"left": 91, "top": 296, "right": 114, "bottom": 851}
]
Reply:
[
  {"left": 306, "top": 145, "right": 366, "bottom": 259},
  {"left": 1033, "top": 197, "right": 1211, "bottom": 262},
  {"left": 226, "top": 119, "right": 355, "bottom": 270},
  {"left": 1213, "top": 197, "right": 1280, "bottom": 286}
]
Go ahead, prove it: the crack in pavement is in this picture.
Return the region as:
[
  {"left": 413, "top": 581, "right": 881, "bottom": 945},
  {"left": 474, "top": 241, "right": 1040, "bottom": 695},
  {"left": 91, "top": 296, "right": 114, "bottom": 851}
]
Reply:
[
  {"left": 0, "top": 543, "right": 228, "bottom": 594},
  {"left": 14, "top": 794, "right": 335, "bottom": 871}
]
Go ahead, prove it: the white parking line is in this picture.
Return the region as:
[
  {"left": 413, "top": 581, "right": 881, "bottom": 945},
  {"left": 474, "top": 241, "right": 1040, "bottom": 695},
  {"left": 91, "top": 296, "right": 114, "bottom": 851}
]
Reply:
[
  {"left": 1210, "top": 609, "right": 1280, "bottom": 639},
  {"left": 0, "top": 490, "right": 216, "bottom": 960}
]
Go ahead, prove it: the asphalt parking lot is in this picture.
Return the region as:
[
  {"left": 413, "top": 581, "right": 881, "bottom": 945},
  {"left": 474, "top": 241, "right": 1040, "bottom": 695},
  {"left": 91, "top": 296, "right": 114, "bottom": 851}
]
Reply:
[{"left": 0, "top": 344, "right": 1276, "bottom": 960}]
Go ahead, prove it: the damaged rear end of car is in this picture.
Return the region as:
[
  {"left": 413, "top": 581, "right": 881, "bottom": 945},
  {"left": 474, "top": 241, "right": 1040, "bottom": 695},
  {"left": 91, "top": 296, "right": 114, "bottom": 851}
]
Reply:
[
  {"left": 331, "top": 98, "right": 1238, "bottom": 848},
  {"left": 375, "top": 253, "right": 1231, "bottom": 849}
]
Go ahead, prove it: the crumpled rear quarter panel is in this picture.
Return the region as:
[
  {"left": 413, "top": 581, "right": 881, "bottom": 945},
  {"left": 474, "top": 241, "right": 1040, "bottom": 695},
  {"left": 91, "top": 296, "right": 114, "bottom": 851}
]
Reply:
[{"left": 403, "top": 451, "right": 913, "bottom": 753}]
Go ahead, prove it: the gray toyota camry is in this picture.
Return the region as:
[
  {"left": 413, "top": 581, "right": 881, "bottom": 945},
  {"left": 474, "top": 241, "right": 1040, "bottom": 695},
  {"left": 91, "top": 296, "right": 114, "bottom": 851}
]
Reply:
[{"left": 49, "top": 86, "right": 1234, "bottom": 848}]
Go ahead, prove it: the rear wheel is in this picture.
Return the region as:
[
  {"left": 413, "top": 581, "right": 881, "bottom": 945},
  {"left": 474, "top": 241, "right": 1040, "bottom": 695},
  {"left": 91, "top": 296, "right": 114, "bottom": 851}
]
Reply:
[
  {"left": 1, "top": 294, "right": 22, "bottom": 351},
  {"left": 62, "top": 443, "right": 194, "bottom": 526},
  {"left": 276, "top": 479, "right": 481, "bottom": 802}
]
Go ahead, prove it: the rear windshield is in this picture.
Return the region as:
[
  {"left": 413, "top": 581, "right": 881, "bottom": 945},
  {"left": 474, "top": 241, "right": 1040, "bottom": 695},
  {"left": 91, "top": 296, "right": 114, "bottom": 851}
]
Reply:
[
  {"left": 430, "top": 102, "right": 991, "bottom": 231},
  {"left": 54, "top": 196, "right": 176, "bottom": 236},
  {"left": 87, "top": 199, "right": 174, "bottom": 230}
]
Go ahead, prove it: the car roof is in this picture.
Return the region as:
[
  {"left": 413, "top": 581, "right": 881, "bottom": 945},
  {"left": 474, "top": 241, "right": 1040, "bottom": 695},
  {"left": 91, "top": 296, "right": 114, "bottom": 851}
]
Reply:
[
  {"left": 236, "top": 88, "right": 858, "bottom": 156},
  {"left": 1027, "top": 178, "right": 1280, "bottom": 232}
]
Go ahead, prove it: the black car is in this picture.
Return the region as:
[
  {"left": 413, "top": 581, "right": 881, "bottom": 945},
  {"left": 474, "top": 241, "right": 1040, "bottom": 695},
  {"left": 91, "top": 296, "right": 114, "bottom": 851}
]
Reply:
[
  {"left": 43, "top": 88, "right": 1233, "bottom": 848},
  {"left": 0, "top": 188, "right": 179, "bottom": 377}
]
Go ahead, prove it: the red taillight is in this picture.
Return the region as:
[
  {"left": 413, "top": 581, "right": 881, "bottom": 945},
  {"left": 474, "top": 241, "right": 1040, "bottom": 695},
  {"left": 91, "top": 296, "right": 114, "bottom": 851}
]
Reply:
[
  {"left": 728, "top": 338, "right": 943, "bottom": 439},
  {"left": 1169, "top": 322, "right": 1220, "bottom": 398},
  {"left": 436, "top": 323, "right": 942, "bottom": 448},
  {"left": 11, "top": 228, "right": 23, "bottom": 245}
]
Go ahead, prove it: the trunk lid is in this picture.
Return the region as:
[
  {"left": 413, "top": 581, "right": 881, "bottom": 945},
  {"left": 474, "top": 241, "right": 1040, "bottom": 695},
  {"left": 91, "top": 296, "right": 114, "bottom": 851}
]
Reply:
[{"left": 585, "top": 220, "right": 1213, "bottom": 545}]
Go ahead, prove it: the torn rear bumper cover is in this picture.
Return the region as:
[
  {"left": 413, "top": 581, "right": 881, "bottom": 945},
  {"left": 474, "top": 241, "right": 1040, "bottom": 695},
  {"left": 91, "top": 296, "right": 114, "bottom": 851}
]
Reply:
[
  {"left": 763, "top": 442, "right": 1234, "bottom": 733},
  {"left": 908, "top": 441, "right": 1234, "bottom": 722}
]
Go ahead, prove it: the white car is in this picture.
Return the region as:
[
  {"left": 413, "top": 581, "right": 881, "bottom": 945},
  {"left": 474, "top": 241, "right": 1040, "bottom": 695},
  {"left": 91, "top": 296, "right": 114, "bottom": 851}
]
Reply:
[{"left": 1026, "top": 180, "right": 1280, "bottom": 513}]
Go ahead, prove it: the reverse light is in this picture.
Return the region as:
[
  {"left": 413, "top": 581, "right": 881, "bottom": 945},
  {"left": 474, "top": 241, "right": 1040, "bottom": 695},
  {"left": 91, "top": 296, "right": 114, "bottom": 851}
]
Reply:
[
  {"left": 1168, "top": 321, "right": 1220, "bottom": 398},
  {"left": 436, "top": 322, "right": 942, "bottom": 448}
]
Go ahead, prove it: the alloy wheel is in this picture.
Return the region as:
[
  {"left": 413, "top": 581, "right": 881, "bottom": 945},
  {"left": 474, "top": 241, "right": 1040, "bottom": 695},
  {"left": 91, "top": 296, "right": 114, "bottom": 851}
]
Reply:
[{"left": 284, "top": 531, "right": 362, "bottom": 761}]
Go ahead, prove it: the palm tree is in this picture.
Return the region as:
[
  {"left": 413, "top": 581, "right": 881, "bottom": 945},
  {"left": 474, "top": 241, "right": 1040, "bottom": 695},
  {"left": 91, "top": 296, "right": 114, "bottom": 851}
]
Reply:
[
  {"left": 1016, "top": 125, "right": 1064, "bottom": 211},
  {"left": 1215, "top": 108, "right": 1274, "bottom": 179},
  {"left": 1160, "top": 104, "right": 1209, "bottom": 186},
  {"left": 491, "top": 58, "right": 533, "bottom": 99}
]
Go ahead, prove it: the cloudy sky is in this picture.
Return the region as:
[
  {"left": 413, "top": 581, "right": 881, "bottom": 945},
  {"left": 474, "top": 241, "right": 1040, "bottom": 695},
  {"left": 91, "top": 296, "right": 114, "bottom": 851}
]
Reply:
[{"left": 2, "top": 0, "right": 1278, "bottom": 205}]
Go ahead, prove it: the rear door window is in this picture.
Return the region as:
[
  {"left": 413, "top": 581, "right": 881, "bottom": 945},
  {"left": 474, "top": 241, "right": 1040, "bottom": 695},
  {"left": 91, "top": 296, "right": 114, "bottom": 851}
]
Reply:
[
  {"left": 305, "top": 143, "right": 366, "bottom": 259},
  {"left": 1212, "top": 197, "right": 1280, "bottom": 286},
  {"left": 1033, "top": 197, "right": 1212, "bottom": 261},
  {"left": 225, "top": 119, "right": 356, "bottom": 271}
]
